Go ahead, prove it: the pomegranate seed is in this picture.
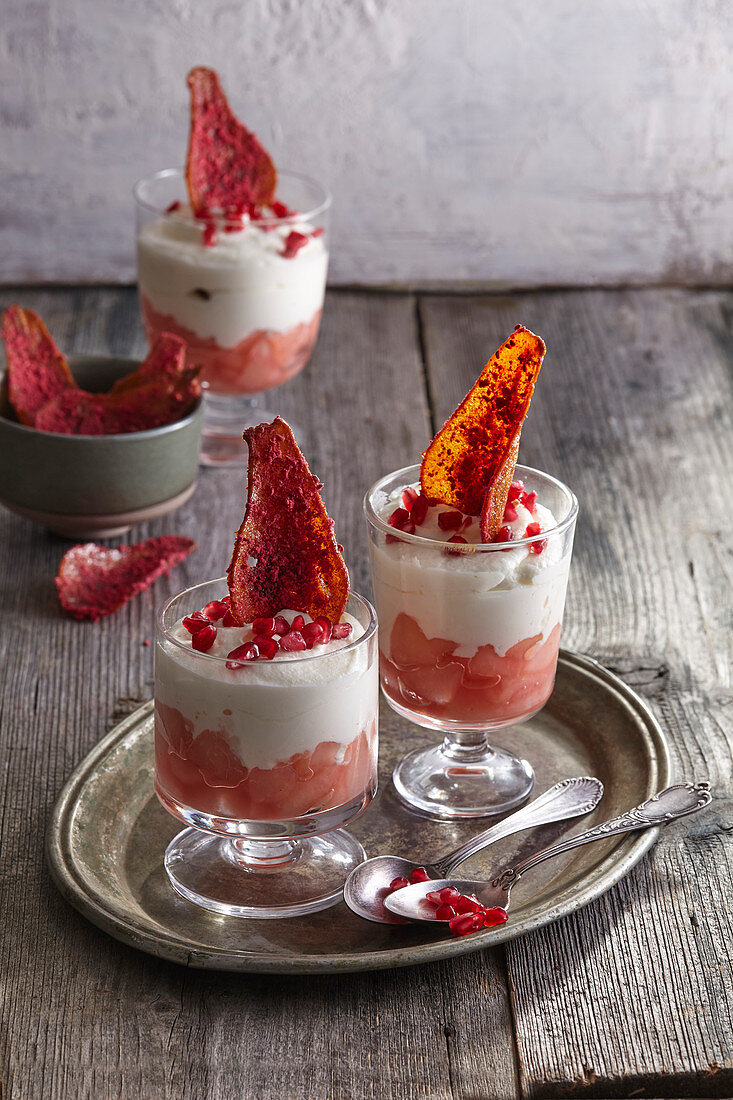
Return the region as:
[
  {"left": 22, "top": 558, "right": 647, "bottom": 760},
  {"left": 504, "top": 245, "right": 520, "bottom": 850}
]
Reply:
[
  {"left": 449, "top": 912, "right": 485, "bottom": 936},
  {"left": 438, "top": 510, "right": 463, "bottom": 531},
  {"left": 411, "top": 867, "right": 431, "bottom": 883},
  {"left": 202, "top": 222, "right": 216, "bottom": 247},
  {"left": 302, "top": 621, "right": 325, "bottom": 648},
  {"left": 461, "top": 516, "right": 473, "bottom": 530},
  {"left": 495, "top": 525, "right": 514, "bottom": 543},
  {"left": 254, "top": 636, "right": 278, "bottom": 660},
  {"left": 271, "top": 200, "right": 292, "bottom": 219},
  {"left": 425, "top": 891, "right": 444, "bottom": 907},
  {"left": 503, "top": 500, "right": 518, "bottom": 522},
  {"left": 311, "top": 227, "right": 324, "bottom": 239},
  {"left": 253, "top": 617, "right": 276, "bottom": 636},
  {"left": 522, "top": 490, "right": 538, "bottom": 514},
  {"left": 165, "top": 200, "right": 181, "bottom": 213},
  {"left": 291, "top": 614, "right": 305, "bottom": 633},
  {"left": 226, "top": 642, "right": 259, "bottom": 669},
  {"left": 389, "top": 877, "right": 410, "bottom": 892},
  {"left": 182, "top": 613, "right": 209, "bottom": 634},
  {"left": 272, "top": 615, "right": 290, "bottom": 635},
  {"left": 331, "top": 622, "right": 352, "bottom": 640},
  {"left": 507, "top": 480, "right": 524, "bottom": 502},
  {"left": 220, "top": 595, "right": 231, "bottom": 609},
  {"left": 453, "top": 893, "right": 484, "bottom": 914},
  {"left": 482, "top": 906, "right": 509, "bottom": 927},
  {"left": 410, "top": 494, "right": 429, "bottom": 526},
  {"left": 203, "top": 599, "right": 228, "bottom": 621},
  {"left": 315, "top": 616, "right": 333, "bottom": 642},
  {"left": 438, "top": 887, "right": 461, "bottom": 903},
  {"left": 529, "top": 539, "right": 547, "bottom": 555},
  {"left": 280, "top": 630, "right": 306, "bottom": 652},
  {"left": 524, "top": 521, "right": 542, "bottom": 538},
  {"left": 222, "top": 609, "right": 239, "bottom": 627},
  {"left": 435, "top": 904, "right": 457, "bottom": 921},
  {"left": 388, "top": 507, "right": 410, "bottom": 529},
  {"left": 282, "top": 230, "right": 309, "bottom": 258},
  {"left": 191, "top": 624, "right": 216, "bottom": 652},
  {"left": 448, "top": 534, "right": 467, "bottom": 544},
  {"left": 402, "top": 486, "right": 419, "bottom": 511}
]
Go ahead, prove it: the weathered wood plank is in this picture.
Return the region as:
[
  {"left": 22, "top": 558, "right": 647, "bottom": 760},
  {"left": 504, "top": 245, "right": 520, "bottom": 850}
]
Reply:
[
  {"left": 0, "top": 287, "right": 519, "bottom": 1100},
  {"left": 420, "top": 289, "right": 733, "bottom": 1098}
]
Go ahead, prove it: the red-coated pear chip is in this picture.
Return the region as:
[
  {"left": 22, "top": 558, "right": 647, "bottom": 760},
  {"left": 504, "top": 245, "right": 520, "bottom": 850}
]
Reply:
[
  {"left": 185, "top": 67, "right": 277, "bottom": 218},
  {"left": 110, "top": 332, "right": 190, "bottom": 392},
  {"left": 227, "top": 417, "right": 349, "bottom": 624},
  {"left": 420, "top": 325, "right": 545, "bottom": 540},
  {"left": 56, "top": 536, "right": 197, "bottom": 621},
  {"left": 1, "top": 305, "right": 77, "bottom": 426}
]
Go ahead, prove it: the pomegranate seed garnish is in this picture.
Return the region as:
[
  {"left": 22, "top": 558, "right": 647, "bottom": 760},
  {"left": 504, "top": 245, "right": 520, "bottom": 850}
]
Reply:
[
  {"left": 203, "top": 599, "right": 228, "bottom": 621},
  {"left": 165, "top": 200, "right": 181, "bottom": 213},
  {"left": 503, "top": 500, "right": 518, "bottom": 522},
  {"left": 290, "top": 614, "right": 305, "bottom": 633},
  {"left": 522, "top": 490, "right": 538, "bottom": 514},
  {"left": 253, "top": 617, "right": 276, "bottom": 636},
  {"left": 282, "top": 230, "right": 309, "bottom": 258},
  {"left": 438, "top": 510, "right": 463, "bottom": 531},
  {"left": 389, "top": 877, "right": 410, "bottom": 892},
  {"left": 220, "top": 595, "right": 231, "bottom": 609},
  {"left": 453, "top": 893, "right": 484, "bottom": 914},
  {"left": 439, "top": 886, "right": 461, "bottom": 903},
  {"left": 524, "top": 521, "right": 547, "bottom": 553},
  {"left": 202, "top": 222, "right": 216, "bottom": 247},
  {"left": 280, "top": 630, "right": 306, "bottom": 652},
  {"left": 301, "top": 621, "right": 325, "bottom": 648},
  {"left": 183, "top": 613, "right": 210, "bottom": 634},
  {"left": 411, "top": 867, "right": 431, "bottom": 883},
  {"left": 191, "top": 624, "right": 217, "bottom": 652},
  {"left": 448, "top": 534, "right": 467, "bottom": 544},
  {"left": 449, "top": 912, "right": 485, "bottom": 936},
  {"left": 272, "top": 615, "right": 290, "bottom": 635},
  {"left": 411, "top": 494, "right": 429, "bottom": 526},
  {"left": 315, "top": 616, "right": 333, "bottom": 643},
  {"left": 507, "top": 480, "right": 524, "bottom": 503},
  {"left": 388, "top": 507, "right": 411, "bottom": 529},
  {"left": 461, "top": 516, "right": 473, "bottom": 530},
  {"left": 482, "top": 906, "right": 509, "bottom": 927},
  {"left": 331, "top": 622, "right": 352, "bottom": 640},
  {"left": 425, "top": 891, "right": 444, "bottom": 907},
  {"left": 254, "top": 635, "right": 278, "bottom": 660},
  {"left": 222, "top": 609, "right": 239, "bottom": 627},
  {"left": 226, "top": 642, "right": 259, "bottom": 669},
  {"left": 435, "top": 904, "right": 457, "bottom": 921},
  {"left": 402, "top": 486, "right": 419, "bottom": 511},
  {"left": 311, "top": 227, "right": 324, "bottom": 239},
  {"left": 271, "top": 200, "right": 292, "bottom": 219},
  {"left": 495, "top": 525, "right": 514, "bottom": 543}
]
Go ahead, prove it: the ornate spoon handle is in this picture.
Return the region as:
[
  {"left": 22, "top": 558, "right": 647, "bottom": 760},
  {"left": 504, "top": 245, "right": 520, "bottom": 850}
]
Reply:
[
  {"left": 493, "top": 782, "right": 712, "bottom": 890},
  {"left": 433, "top": 776, "right": 603, "bottom": 878}
]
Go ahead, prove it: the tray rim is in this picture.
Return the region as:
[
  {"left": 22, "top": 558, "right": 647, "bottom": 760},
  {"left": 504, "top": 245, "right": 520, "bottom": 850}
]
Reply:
[{"left": 45, "top": 650, "right": 672, "bottom": 974}]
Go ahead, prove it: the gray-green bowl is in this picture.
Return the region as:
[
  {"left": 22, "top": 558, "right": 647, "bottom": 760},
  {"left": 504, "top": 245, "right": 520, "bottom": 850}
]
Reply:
[{"left": 0, "top": 355, "right": 203, "bottom": 538}]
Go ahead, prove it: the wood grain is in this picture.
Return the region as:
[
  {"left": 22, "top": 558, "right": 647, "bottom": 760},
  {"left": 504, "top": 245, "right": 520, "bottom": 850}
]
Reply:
[{"left": 420, "top": 290, "right": 733, "bottom": 1098}]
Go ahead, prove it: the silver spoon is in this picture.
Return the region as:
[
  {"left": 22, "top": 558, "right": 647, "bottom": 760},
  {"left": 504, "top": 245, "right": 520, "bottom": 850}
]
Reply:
[
  {"left": 384, "top": 782, "right": 712, "bottom": 922},
  {"left": 344, "top": 776, "right": 603, "bottom": 923}
]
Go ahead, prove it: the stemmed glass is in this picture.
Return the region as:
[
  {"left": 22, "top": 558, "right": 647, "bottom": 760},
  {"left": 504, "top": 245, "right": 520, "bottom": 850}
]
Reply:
[
  {"left": 154, "top": 579, "right": 378, "bottom": 917},
  {"left": 364, "top": 464, "right": 578, "bottom": 819},
  {"left": 134, "top": 169, "right": 331, "bottom": 466}
]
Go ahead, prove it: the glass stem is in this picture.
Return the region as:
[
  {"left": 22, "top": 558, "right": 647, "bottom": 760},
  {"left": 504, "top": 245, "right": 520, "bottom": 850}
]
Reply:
[
  {"left": 230, "top": 837, "right": 301, "bottom": 870},
  {"left": 441, "top": 730, "right": 492, "bottom": 762}
]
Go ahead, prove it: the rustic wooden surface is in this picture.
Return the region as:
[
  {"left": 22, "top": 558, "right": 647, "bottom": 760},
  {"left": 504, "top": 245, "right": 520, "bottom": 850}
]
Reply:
[{"left": 0, "top": 286, "right": 730, "bottom": 1100}]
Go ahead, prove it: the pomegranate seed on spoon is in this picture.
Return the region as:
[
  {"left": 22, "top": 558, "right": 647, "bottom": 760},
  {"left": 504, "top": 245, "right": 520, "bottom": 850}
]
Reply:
[
  {"left": 410, "top": 867, "right": 431, "bottom": 883},
  {"left": 389, "top": 877, "right": 410, "bottom": 892}
]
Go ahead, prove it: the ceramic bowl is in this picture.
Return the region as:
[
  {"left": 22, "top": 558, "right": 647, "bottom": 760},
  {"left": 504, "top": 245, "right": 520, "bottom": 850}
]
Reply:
[{"left": 0, "top": 355, "right": 203, "bottom": 538}]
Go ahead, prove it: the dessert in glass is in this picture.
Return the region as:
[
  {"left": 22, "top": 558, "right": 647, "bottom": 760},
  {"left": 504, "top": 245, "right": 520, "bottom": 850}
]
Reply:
[
  {"left": 155, "top": 418, "right": 378, "bottom": 917},
  {"left": 134, "top": 68, "right": 330, "bottom": 466},
  {"left": 364, "top": 326, "right": 578, "bottom": 819}
]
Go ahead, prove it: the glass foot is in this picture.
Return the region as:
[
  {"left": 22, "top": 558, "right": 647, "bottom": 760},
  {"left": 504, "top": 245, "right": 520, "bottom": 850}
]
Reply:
[
  {"left": 200, "top": 392, "right": 301, "bottom": 467},
  {"left": 164, "top": 827, "right": 366, "bottom": 918},
  {"left": 392, "top": 741, "right": 534, "bottom": 819}
]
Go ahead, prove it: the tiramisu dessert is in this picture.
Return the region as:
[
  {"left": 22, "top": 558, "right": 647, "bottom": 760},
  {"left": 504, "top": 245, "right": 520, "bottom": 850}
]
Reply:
[
  {"left": 154, "top": 418, "right": 378, "bottom": 916},
  {"left": 364, "top": 327, "right": 578, "bottom": 818},
  {"left": 135, "top": 68, "right": 329, "bottom": 400}
]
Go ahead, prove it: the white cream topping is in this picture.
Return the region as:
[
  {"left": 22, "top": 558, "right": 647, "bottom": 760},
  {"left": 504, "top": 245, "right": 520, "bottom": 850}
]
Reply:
[
  {"left": 155, "top": 609, "right": 378, "bottom": 770},
  {"left": 370, "top": 487, "right": 572, "bottom": 657},
  {"left": 137, "top": 205, "right": 328, "bottom": 346}
]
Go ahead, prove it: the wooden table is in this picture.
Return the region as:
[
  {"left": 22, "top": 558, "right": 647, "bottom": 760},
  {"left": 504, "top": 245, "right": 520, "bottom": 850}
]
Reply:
[{"left": 1, "top": 286, "right": 731, "bottom": 1099}]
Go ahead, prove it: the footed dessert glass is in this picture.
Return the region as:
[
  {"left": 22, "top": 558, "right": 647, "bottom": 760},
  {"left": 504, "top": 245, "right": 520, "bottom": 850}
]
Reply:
[
  {"left": 364, "top": 464, "right": 577, "bottom": 819},
  {"left": 134, "top": 169, "right": 331, "bottom": 467},
  {"left": 155, "top": 579, "right": 378, "bottom": 917}
]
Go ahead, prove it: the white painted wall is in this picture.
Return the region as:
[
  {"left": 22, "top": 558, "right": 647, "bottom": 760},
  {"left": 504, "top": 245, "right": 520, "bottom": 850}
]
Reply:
[{"left": 1, "top": 0, "right": 731, "bottom": 287}]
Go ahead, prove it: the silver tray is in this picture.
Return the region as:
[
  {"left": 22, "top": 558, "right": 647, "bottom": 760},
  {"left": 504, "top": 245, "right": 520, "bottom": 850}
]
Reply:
[{"left": 46, "top": 651, "right": 670, "bottom": 973}]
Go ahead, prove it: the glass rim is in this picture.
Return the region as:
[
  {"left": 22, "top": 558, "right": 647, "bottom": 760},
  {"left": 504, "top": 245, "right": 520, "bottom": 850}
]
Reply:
[
  {"left": 157, "top": 577, "right": 376, "bottom": 666},
  {"left": 363, "top": 462, "right": 579, "bottom": 552},
  {"left": 133, "top": 167, "right": 332, "bottom": 226}
]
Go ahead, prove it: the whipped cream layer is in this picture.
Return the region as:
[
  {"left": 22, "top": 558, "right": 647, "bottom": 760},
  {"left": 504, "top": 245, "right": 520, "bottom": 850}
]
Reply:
[
  {"left": 370, "top": 487, "right": 572, "bottom": 658},
  {"left": 137, "top": 206, "right": 328, "bottom": 347},
  {"left": 155, "top": 608, "right": 378, "bottom": 771}
]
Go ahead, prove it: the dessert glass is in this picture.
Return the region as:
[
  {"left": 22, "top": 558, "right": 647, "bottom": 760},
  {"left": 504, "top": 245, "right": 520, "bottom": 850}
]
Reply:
[
  {"left": 134, "top": 169, "right": 331, "bottom": 467},
  {"left": 154, "top": 579, "right": 378, "bottom": 917},
  {"left": 364, "top": 464, "right": 578, "bottom": 819}
]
